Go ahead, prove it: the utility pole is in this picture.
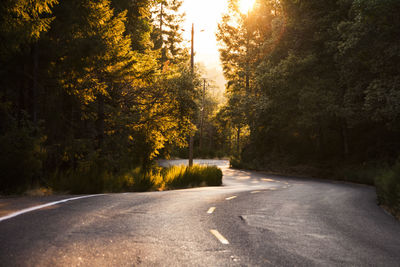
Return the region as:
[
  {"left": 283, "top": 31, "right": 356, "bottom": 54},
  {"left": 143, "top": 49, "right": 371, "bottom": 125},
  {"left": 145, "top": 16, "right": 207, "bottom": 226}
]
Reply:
[
  {"left": 199, "top": 78, "right": 206, "bottom": 150},
  {"left": 160, "top": 2, "right": 166, "bottom": 65},
  {"left": 189, "top": 23, "right": 194, "bottom": 167},
  {"left": 245, "top": 12, "right": 250, "bottom": 94},
  {"left": 191, "top": 23, "right": 194, "bottom": 72}
]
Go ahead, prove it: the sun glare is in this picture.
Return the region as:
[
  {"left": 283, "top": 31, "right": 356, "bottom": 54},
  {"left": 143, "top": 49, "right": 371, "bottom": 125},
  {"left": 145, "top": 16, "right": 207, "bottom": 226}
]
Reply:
[
  {"left": 239, "top": 0, "right": 256, "bottom": 14},
  {"left": 181, "top": 0, "right": 228, "bottom": 91}
]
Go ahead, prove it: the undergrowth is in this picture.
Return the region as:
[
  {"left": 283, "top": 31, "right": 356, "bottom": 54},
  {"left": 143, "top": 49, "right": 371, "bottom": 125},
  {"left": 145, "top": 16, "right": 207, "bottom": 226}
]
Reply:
[
  {"left": 375, "top": 161, "right": 400, "bottom": 219},
  {"left": 162, "top": 165, "right": 222, "bottom": 189},
  {"left": 50, "top": 164, "right": 222, "bottom": 194},
  {"left": 230, "top": 156, "right": 400, "bottom": 219}
]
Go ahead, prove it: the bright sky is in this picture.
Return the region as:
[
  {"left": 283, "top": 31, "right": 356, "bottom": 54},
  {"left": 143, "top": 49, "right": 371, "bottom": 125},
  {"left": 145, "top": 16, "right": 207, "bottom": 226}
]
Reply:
[{"left": 181, "top": 0, "right": 229, "bottom": 92}]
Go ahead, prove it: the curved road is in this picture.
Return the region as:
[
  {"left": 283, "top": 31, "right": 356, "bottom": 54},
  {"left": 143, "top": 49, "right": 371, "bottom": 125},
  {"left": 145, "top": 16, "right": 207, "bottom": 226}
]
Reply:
[{"left": 0, "top": 159, "right": 399, "bottom": 266}]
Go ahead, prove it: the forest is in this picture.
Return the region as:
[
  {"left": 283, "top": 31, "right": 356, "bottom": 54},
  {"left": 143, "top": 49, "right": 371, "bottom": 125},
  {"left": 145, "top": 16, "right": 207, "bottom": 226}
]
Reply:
[
  {"left": 0, "top": 0, "right": 224, "bottom": 193},
  {"left": 217, "top": 0, "right": 400, "bottom": 215},
  {"left": 0, "top": 0, "right": 399, "bottom": 214}
]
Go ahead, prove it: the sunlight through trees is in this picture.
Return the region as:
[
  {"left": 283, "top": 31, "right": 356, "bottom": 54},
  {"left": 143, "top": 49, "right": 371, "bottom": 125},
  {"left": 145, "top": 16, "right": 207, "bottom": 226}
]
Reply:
[{"left": 0, "top": 0, "right": 399, "bottom": 204}]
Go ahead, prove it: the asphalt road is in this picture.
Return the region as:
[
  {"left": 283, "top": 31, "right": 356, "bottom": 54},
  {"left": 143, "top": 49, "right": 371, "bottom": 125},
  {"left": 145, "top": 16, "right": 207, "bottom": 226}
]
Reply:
[{"left": 0, "top": 159, "right": 399, "bottom": 266}]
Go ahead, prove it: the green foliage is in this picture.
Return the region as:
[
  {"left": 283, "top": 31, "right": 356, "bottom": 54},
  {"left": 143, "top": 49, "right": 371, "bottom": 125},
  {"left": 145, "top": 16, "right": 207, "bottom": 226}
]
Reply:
[
  {"left": 218, "top": 0, "right": 400, "bottom": 173},
  {"left": 0, "top": 0, "right": 57, "bottom": 58},
  {"left": 375, "top": 161, "right": 400, "bottom": 217},
  {"left": 111, "top": 0, "right": 153, "bottom": 51},
  {"left": 0, "top": 0, "right": 201, "bottom": 194},
  {"left": 151, "top": 0, "right": 187, "bottom": 65}
]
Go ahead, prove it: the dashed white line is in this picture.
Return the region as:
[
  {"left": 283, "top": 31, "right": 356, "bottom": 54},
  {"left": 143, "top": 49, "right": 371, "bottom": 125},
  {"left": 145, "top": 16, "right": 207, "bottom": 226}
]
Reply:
[
  {"left": 261, "top": 178, "right": 275, "bottom": 182},
  {"left": 207, "top": 207, "right": 216, "bottom": 214},
  {"left": 225, "top": 196, "right": 237, "bottom": 200},
  {"left": 0, "top": 194, "right": 106, "bottom": 223},
  {"left": 251, "top": 191, "right": 261, "bottom": 194},
  {"left": 210, "top": 229, "right": 230, "bottom": 244}
]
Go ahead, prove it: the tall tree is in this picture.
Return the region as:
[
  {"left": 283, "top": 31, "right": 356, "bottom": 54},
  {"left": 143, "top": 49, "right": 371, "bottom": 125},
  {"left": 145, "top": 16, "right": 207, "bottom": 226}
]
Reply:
[
  {"left": 217, "top": 0, "right": 280, "bottom": 154},
  {"left": 151, "top": 0, "right": 187, "bottom": 66},
  {"left": 111, "top": 0, "right": 153, "bottom": 52},
  {"left": 217, "top": 0, "right": 400, "bottom": 169},
  {"left": 0, "top": 0, "right": 57, "bottom": 192},
  {"left": 337, "top": 0, "right": 400, "bottom": 159}
]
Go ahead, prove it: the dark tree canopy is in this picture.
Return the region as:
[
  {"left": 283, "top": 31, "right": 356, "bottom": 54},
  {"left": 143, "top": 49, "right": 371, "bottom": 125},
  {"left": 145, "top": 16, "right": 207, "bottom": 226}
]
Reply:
[
  {"left": 0, "top": 0, "right": 198, "bottom": 193},
  {"left": 217, "top": 0, "right": 400, "bottom": 168}
]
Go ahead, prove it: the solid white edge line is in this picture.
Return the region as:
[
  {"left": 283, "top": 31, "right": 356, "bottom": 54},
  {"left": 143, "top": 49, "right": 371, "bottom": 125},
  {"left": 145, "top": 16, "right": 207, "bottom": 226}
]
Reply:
[
  {"left": 225, "top": 196, "right": 237, "bottom": 200},
  {"left": 207, "top": 207, "right": 216, "bottom": 214},
  {"left": 210, "top": 229, "right": 229, "bottom": 244},
  {"left": 0, "top": 194, "right": 106, "bottom": 223}
]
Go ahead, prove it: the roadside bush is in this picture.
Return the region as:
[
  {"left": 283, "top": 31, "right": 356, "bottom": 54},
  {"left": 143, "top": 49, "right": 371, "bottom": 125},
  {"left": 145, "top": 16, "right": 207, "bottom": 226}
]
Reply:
[
  {"left": 50, "top": 163, "right": 223, "bottom": 194},
  {"left": 130, "top": 167, "right": 163, "bottom": 192},
  {"left": 339, "top": 164, "right": 381, "bottom": 185},
  {"left": 51, "top": 162, "right": 116, "bottom": 194},
  {"left": 230, "top": 156, "right": 244, "bottom": 169},
  {"left": 51, "top": 165, "right": 154, "bottom": 194},
  {"left": 162, "top": 165, "right": 223, "bottom": 189},
  {"left": 375, "top": 161, "right": 400, "bottom": 218}
]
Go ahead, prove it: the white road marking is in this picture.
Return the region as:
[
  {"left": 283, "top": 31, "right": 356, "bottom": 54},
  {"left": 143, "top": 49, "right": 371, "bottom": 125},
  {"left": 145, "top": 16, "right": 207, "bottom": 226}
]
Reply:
[
  {"left": 225, "top": 196, "right": 237, "bottom": 200},
  {"left": 251, "top": 191, "right": 261, "bottom": 194},
  {"left": 210, "top": 229, "right": 230, "bottom": 244},
  {"left": 230, "top": 255, "right": 240, "bottom": 262},
  {"left": 269, "top": 188, "right": 277, "bottom": 190},
  {"left": 207, "top": 207, "right": 216, "bottom": 214},
  {"left": 261, "top": 178, "right": 275, "bottom": 182},
  {"left": 0, "top": 194, "right": 106, "bottom": 223}
]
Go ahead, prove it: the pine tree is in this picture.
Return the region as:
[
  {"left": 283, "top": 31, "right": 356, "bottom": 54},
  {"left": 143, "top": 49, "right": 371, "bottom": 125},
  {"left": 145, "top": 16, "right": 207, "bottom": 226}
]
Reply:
[
  {"left": 151, "top": 0, "right": 187, "bottom": 66},
  {"left": 0, "top": 0, "right": 57, "bottom": 59},
  {"left": 111, "top": 0, "right": 153, "bottom": 52},
  {"left": 216, "top": 0, "right": 279, "bottom": 151}
]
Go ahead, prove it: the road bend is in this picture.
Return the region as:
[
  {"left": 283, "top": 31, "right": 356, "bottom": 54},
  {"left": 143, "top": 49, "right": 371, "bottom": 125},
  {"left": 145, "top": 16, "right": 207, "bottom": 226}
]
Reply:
[{"left": 0, "top": 159, "right": 399, "bottom": 266}]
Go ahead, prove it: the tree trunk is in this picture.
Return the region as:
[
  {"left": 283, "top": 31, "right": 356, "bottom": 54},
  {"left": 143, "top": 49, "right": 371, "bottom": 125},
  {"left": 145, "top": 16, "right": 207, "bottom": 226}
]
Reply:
[
  {"left": 189, "top": 135, "right": 194, "bottom": 167},
  {"left": 316, "top": 123, "right": 324, "bottom": 158},
  {"left": 31, "top": 42, "right": 39, "bottom": 125},
  {"left": 236, "top": 126, "right": 241, "bottom": 155},
  {"left": 17, "top": 64, "right": 26, "bottom": 127},
  {"left": 97, "top": 94, "right": 105, "bottom": 149},
  {"left": 341, "top": 119, "right": 349, "bottom": 160},
  {"left": 199, "top": 79, "right": 206, "bottom": 150},
  {"left": 160, "top": 2, "right": 167, "bottom": 64},
  {"left": 227, "top": 128, "right": 232, "bottom": 154}
]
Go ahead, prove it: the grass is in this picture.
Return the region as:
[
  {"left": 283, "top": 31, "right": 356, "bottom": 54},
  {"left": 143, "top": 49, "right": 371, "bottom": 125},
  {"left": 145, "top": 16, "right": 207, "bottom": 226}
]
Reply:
[
  {"left": 161, "top": 165, "right": 223, "bottom": 189},
  {"left": 49, "top": 164, "right": 223, "bottom": 194},
  {"left": 230, "top": 156, "right": 400, "bottom": 219},
  {"left": 374, "top": 161, "right": 400, "bottom": 219}
]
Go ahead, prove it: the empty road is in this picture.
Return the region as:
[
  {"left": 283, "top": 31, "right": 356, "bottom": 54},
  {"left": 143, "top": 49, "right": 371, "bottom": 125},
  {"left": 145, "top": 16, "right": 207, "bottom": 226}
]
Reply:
[{"left": 0, "top": 159, "right": 399, "bottom": 266}]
